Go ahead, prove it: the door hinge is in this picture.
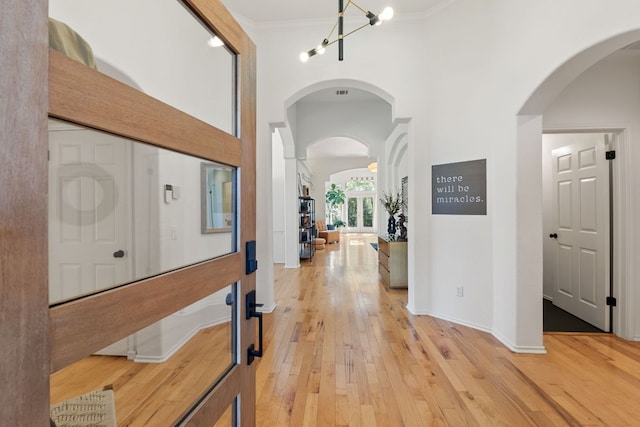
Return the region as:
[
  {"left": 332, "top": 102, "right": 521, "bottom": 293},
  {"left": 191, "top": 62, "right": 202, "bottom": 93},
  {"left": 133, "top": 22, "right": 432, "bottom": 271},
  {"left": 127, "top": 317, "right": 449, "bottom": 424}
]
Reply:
[
  {"left": 605, "top": 150, "right": 616, "bottom": 160},
  {"left": 606, "top": 296, "right": 617, "bottom": 307}
]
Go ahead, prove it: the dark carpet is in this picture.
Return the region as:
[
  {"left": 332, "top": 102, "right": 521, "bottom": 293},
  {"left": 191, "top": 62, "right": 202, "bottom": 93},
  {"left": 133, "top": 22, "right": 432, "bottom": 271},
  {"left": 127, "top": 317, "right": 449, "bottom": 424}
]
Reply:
[{"left": 543, "top": 299, "right": 604, "bottom": 333}]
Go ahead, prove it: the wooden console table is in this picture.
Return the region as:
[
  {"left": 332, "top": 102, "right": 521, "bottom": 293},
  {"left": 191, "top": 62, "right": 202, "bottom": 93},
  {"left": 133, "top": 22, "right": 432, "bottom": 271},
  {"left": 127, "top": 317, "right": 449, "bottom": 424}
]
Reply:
[{"left": 377, "top": 236, "right": 407, "bottom": 288}]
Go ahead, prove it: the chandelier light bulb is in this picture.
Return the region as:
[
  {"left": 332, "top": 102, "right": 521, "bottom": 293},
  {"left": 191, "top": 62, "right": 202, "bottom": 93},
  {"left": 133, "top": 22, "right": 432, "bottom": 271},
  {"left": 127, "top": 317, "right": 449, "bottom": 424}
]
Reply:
[
  {"left": 300, "top": 52, "right": 310, "bottom": 62},
  {"left": 380, "top": 7, "right": 394, "bottom": 21}
]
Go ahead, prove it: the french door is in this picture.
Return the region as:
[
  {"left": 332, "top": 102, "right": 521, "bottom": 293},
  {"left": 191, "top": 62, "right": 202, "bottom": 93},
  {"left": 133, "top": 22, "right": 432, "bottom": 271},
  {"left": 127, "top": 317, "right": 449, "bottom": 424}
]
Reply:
[
  {"left": 1, "top": 0, "right": 257, "bottom": 424},
  {"left": 345, "top": 193, "right": 376, "bottom": 232}
]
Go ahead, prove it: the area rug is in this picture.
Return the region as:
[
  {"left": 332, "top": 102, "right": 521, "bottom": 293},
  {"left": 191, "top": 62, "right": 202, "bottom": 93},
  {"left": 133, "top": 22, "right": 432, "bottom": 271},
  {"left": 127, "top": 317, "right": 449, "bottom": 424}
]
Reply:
[
  {"left": 50, "top": 385, "right": 117, "bottom": 427},
  {"left": 370, "top": 242, "right": 378, "bottom": 251}
]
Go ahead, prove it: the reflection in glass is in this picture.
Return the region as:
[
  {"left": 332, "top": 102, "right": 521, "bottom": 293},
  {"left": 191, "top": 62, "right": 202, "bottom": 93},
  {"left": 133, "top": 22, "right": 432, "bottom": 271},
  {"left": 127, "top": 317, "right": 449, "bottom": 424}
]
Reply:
[
  {"left": 50, "top": 286, "right": 237, "bottom": 426},
  {"left": 201, "top": 163, "right": 234, "bottom": 233},
  {"left": 48, "top": 120, "right": 235, "bottom": 304},
  {"left": 363, "top": 197, "right": 374, "bottom": 227},
  {"left": 348, "top": 198, "right": 358, "bottom": 228},
  {"left": 49, "top": 0, "right": 236, "bottom": 134}
]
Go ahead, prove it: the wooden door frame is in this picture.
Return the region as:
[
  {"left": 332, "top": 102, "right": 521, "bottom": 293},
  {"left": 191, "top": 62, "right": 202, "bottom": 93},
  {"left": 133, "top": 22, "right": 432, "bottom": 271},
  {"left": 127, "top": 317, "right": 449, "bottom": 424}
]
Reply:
[
  {"left": 0, "top": 1, "right": 50, "bottom": 424},
  {"left": 1, "top": 0, "right": 256, "bottom": 424}
]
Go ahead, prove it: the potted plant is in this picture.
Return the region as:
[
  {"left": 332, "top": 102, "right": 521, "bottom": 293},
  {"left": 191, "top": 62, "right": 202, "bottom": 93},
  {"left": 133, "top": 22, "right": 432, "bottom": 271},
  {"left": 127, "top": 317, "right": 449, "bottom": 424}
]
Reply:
[
  {"left": 325, "top": 183, "right": 346, "bottom": 229},
  {"left": 380, "top": 190, "right": 404, "bottom": 240},
  {"left": 334, "top": 219, "right": 346, "bottom": 229}
]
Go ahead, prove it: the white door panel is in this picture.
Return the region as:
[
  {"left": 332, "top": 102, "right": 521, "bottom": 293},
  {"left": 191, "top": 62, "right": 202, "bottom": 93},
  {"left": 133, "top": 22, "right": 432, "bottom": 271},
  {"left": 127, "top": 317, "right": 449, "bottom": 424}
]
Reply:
[
  {"left": 547, "top": 133, "right": 610, "bottom": 331},
  {"left": 49, "top": 128, "right": 131, "bottom": 304}
]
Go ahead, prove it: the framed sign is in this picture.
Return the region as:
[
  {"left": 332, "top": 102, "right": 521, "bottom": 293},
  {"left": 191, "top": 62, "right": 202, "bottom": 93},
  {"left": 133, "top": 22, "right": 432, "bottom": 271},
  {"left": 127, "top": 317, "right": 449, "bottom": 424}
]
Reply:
[{"left": 432, "top": 159, "right": 486, "bottom": 215}]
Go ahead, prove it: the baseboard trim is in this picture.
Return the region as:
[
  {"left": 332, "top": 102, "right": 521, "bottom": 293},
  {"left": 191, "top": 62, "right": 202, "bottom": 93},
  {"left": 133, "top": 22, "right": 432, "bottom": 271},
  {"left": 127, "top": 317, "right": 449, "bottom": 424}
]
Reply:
[
  {"left": 406, "top": 305, "right": 547, "bottom": 354},
  {"left": 134, "top": 303, "right": 230, "bottom": 363}
]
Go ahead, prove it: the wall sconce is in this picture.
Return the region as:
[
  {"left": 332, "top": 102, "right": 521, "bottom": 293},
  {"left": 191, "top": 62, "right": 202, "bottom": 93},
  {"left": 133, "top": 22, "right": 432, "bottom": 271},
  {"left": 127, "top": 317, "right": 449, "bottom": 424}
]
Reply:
[
  {"left": 368, "top": 162, "right": 378, "bottom": 173},
  {"left": 300, "top": 0, "right": 393, "bottom": 62}
]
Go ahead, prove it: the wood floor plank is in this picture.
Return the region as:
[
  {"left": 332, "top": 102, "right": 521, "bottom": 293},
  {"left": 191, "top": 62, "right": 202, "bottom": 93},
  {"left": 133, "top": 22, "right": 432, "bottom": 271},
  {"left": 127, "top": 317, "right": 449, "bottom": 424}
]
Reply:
[
  {"left": 259, "top": 234, "right": 640, "bottom": 426},
  {"left": 51, "top": 233, "right": 640, "bottom": 426}
]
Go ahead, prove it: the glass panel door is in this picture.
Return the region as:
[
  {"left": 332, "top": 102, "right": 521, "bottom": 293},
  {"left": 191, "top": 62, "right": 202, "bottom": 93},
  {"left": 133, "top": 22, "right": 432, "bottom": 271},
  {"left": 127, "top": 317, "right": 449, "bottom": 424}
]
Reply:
[
  {"left": 345, "top": 194, "right": 376, "bottom": 232},
  {"left": 46, "top": 0, "right": 257, "bottom": 425},
  {"left": 363, "top": 196, "right": 374, "bottom": 227},
  {"left": 348, "top": 197, "right": 358, "bottom": 228}
]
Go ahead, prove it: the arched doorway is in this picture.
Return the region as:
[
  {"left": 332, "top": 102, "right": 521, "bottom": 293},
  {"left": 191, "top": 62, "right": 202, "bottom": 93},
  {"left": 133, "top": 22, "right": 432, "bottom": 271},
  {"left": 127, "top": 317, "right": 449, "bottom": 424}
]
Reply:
[
  {"left": 271, "top": 80, "right": 397, "bottom": 267},
  {"left": 517, "top": 30, "right": 640, "bottom": 342}
]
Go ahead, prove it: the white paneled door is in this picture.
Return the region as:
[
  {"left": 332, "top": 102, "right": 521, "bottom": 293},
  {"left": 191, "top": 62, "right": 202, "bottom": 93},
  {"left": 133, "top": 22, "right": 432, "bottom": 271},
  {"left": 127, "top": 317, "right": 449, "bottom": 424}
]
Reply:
[
  {"left": 48, "top": 126, "right": 131, "bottom": 304},
  {"left": 550, "top": 133, "right": 610, "bottom": 331}
]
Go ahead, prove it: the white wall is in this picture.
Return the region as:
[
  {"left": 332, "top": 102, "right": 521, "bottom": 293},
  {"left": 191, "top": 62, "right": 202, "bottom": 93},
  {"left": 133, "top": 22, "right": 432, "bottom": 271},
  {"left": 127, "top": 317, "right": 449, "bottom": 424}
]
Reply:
[
  {"left": 246, "top": 0, "right": 640, "bottom": 351},
  {"left": 272, "top": 129, "right": 286, "bottom": 263}
]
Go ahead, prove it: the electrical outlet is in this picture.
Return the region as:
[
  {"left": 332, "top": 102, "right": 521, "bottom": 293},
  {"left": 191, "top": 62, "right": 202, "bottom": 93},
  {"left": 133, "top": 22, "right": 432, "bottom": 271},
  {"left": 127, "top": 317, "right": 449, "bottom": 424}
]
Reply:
[{"left": 456, "top": 286, "right": 464, "bottom": 297}]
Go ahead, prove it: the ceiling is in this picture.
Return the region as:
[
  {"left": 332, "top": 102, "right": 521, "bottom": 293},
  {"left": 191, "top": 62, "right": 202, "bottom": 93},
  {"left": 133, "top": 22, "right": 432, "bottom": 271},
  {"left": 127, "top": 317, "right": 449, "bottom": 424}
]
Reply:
[
  {"left": 221, "top": 0, "right": 448, "bottom": 24},
  {"left": 307, "top": 137, "right": 369, "bottom": 159}
]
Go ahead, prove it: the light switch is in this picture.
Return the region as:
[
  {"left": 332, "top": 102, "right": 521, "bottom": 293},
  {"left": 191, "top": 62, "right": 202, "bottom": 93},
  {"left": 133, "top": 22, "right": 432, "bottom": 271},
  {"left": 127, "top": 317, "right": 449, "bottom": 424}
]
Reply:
[{"left": 164, "top": 184, "right": 173, "bottom": 204}]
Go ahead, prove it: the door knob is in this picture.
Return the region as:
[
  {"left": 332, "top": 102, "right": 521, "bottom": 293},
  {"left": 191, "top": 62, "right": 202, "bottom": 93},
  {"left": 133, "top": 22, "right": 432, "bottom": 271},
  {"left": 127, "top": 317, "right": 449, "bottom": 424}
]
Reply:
[
  {"left": 549, "top": 233, "right": 558, "bottom": 239},
  {"left": 113, "top": 250, "right": 125, "bottom": 258}
]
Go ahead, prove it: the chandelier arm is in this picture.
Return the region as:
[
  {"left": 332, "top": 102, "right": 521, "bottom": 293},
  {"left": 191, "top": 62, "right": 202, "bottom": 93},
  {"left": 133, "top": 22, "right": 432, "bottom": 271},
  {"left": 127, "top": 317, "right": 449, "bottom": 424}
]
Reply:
[
  {"left": 300, "top": 0, "right": 392, "bottom": 62},
  {"left": 348, "top": 0, "right": 368, "bottom": 15},
  {"left": 339, "top": 0, "right": 344, "bottom": 61},
  {"left": 325, "top": 19, "right": 339, "bottom": 42},
  {"left": 342, "top": 22, "right": 370, "bottom": 38}
]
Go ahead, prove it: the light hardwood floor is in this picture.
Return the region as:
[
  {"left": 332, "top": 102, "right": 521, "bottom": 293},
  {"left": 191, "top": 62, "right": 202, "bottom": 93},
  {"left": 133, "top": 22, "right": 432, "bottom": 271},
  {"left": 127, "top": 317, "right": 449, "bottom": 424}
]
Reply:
[
  {"left": 256, "top": 233, "right": 640, "bottom": 426},
  {"left": 52, "top": 233, "right": 640, "bottom": 426}
]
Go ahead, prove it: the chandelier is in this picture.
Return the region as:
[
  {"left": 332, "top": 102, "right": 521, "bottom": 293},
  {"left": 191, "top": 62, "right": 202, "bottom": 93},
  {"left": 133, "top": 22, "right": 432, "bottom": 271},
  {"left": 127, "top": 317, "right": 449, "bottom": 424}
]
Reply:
[{"left": 300, "top": 0, "right": 393, "bottom": 62}]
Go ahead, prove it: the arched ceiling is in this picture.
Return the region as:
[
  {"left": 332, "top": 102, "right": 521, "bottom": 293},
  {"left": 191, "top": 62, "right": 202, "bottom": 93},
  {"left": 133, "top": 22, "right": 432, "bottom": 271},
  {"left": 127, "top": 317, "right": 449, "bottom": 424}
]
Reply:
[
  {"left": 290, "top": 86, "right": 392, "bottom": 160},
  {"left": 306, "top": 137, "right": 368, "bottom": 159}
]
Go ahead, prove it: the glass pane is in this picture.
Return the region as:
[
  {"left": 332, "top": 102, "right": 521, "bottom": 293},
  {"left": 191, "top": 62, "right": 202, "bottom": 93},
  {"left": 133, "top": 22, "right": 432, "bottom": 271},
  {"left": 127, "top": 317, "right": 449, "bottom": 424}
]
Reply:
[
  {"left": 49, "top": 0, "right": 236, "bottom": 134},
  {"left": 345, "top": 178, "right": 375, "bottom": 192},
  {"left": 401, "top": 176, "right": 408, "bottom": 217},
  {"left": 363, "top": 197, "right": 374, "bottom": 227},
  {"left": 50, "top": 285, "right": 237, "bottom": 426},
  {"left": 49, "top": 119, "right": 236, "bottom": 304},
  {"left": 348, "top": 198, "right": 358, "bottom": 228}
]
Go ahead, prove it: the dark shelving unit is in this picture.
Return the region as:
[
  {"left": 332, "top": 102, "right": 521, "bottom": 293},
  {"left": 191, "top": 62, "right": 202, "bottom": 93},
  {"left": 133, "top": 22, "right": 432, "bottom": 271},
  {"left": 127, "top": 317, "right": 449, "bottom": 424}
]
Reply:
[{"left": 299, "top": 197, "right": 316, "bottom": 261}]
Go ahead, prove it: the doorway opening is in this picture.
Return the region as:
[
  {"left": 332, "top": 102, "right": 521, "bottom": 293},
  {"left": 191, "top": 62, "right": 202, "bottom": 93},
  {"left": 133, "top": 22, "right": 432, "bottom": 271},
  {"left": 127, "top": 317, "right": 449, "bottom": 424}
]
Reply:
[{"left": 542, "top": 132, "right": 615, "bottom": 333}]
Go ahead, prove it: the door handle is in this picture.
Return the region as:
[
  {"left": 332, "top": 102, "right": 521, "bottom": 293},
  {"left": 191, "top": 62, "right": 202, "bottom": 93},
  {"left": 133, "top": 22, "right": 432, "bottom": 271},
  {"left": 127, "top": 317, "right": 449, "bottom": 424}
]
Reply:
[
  {"left": 246, "top": 290, "right": 264, "bottom": 365},
  {"left": 549, "top": 233, "right": 558, "bottom": 239},
  {"left": 113, "top": 250, "right": 125, "bottom": 258}
]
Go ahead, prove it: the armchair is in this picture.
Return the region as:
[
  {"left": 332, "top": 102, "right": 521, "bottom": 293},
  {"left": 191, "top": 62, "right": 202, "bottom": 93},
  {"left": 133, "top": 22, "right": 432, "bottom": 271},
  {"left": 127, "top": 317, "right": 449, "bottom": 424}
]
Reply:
[{"left": 316, "top": 220, "right": 340, "bottom": 244}]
